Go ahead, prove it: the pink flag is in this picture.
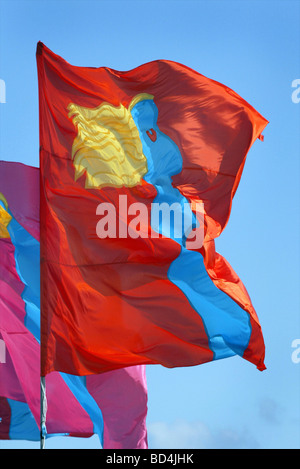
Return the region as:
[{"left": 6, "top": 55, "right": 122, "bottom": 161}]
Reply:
[{"left": 0, "top": 160, "right": 148, "bottom": 448}]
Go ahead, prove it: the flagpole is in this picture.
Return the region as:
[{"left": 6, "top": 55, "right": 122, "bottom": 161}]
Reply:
[{"left": 40, "top": 376, "right": 46, "bottom": 449}]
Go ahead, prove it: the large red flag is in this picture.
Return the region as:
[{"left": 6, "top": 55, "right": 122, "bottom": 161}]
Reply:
[{"left": 37, "top": 42, "right": 267, "bottom": 377}]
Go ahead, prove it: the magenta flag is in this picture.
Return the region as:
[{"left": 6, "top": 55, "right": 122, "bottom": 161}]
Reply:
[
  {"left": 0, "top": 162, "right": 39, "bottom": 241},
  {"left": 0, "top": 160, "right": 148, "bottom": 448},
  {"left": 87, "top": 366, "right": 148, "bottom": 449}
]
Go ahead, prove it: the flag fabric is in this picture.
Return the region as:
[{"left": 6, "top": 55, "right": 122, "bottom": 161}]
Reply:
[
  {"left": 0, "top": 161, "right": 148, "bottom": 448},
  {"left": 37, "top": 42, "right": 267, "bottom": 378}
]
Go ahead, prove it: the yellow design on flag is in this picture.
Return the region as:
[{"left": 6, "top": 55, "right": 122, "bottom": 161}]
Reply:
[
  {"left": 0, "top": 194, "right": 12, "bottom": 239},
  {"left": 67, "top": 94, "right": 153, "bottom": 189}
]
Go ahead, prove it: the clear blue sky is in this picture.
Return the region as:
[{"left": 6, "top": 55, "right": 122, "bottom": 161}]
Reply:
[{"left": 0, "top": 0, "right": 299, "bottom": 449}]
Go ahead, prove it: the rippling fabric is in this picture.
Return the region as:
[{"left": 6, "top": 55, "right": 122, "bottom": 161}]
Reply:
[
  {"left": 37, "top": 42, "right": 267, "bottom": 377},
  {"left": 0, "top": 161, "right": 148, "bottom": 448}
]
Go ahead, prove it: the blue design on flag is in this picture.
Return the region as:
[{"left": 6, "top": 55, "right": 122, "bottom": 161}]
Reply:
[
  {"left": 7, "top": 399, "right": 39, "bottom": 441},
  {"left": 131, "top": 98, "right": 252, "bottom": 360}
]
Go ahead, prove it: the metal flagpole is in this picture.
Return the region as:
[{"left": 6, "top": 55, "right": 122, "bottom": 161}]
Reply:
[
  {"left": 40, "top": 376, "right": 47, "bottom": 449},
  {"left": 39, "top": 149, "right": 46, "bottom": 450}
]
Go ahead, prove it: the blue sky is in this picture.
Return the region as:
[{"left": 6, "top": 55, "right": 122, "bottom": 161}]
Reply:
[{"left": 0, "top": 0, "right": 299, "bottom": 449}]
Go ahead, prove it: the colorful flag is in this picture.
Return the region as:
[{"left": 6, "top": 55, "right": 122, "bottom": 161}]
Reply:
[
  {"left": 37, "top": 42, "right": 267, "bottom": 377},
  {"left": 0, "top": 161, "right": 148, "bottom": 448}
]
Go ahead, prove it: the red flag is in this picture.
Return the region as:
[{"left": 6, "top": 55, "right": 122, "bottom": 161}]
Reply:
[{"left": 37, "top": 42, "right": 267, "bottom": 376}]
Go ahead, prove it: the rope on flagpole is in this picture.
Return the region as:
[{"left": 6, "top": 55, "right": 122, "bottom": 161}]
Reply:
[{"left": 40, "top": 376, "right": 47, "bottom": 449}]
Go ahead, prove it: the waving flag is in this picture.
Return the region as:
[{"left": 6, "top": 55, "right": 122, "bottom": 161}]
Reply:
[
  {"left": 0, "top": 161, "right": 148, "bottom": 448},
  {"left": 37, "top": 42, "right": 267, "bottom": 377}
]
